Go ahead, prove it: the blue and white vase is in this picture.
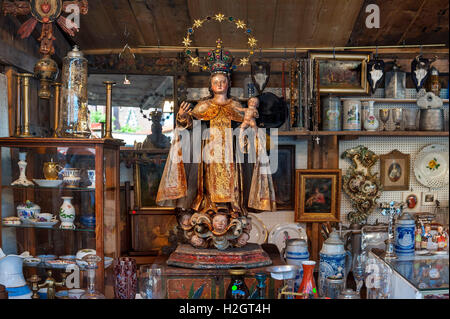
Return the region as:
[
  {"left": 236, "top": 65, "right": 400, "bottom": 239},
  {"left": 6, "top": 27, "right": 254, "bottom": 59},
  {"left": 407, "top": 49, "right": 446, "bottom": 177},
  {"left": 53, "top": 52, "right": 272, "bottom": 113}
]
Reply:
[
  {"left": 282, "top": 238, "right": 309, "bottom": 290},
  {"left": 394, "top": 212, "right": 415, "bottom": 258},
  {"left": 318, "top": 231, "right": 352, "bottom": 297}
]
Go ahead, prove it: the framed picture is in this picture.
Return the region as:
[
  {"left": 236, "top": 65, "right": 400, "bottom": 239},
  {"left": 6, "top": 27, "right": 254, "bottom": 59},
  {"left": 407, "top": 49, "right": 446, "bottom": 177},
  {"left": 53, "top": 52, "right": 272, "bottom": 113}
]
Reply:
[
  {"left": 380, "top": 150, "right": 410, "bottom": 191},
  {"left": 308, "top": 51, "right": 370, "bottom": 94},
  {"left": 133, "top": 151, "right": 174, "bottom": 212},
  {"left": 130, "top": 213, "right": 178, "bottom": 254},
  {"left": 295, "top": 169, "right": 341, "bottom": 222},
  {"left": 422, "top": 192, "right": 438, "bottom": 207},
  {"left": 402, "top": 191, "right": 421, "bottom": 212},
  {"left": 272, "top": 145, "right": 295, "bottom": 210}
]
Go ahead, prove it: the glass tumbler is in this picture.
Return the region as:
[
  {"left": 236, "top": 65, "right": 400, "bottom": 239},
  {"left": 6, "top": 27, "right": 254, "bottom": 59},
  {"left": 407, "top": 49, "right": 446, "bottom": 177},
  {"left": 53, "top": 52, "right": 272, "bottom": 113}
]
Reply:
[
  {"left": 138, "top": 265, "right": 166, "bottom": 299},
  {"left": 324, "top": 276, "right": 345, "bottom": 299},
  {"left": 404, "top": 109, "right": 418, "bottom": 131}
]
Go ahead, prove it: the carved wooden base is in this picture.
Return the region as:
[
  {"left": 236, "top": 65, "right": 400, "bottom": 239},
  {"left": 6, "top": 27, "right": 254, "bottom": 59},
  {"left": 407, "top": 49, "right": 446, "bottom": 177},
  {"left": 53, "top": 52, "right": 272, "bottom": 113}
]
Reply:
[{"left": 166, "top": 243, "right": 273, "bottom": 269}]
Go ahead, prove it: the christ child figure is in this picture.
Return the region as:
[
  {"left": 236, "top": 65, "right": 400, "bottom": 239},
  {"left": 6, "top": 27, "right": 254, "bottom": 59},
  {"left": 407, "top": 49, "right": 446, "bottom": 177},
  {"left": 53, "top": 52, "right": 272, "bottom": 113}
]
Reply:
[{"left": 238, "top": 97, "right": 259, "bottom": 153}]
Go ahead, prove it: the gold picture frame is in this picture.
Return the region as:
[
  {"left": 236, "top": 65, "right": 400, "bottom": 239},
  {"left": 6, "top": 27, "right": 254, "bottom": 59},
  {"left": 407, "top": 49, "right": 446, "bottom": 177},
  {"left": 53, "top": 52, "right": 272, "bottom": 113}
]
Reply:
[
  {"left": 133, "top": 152, "right": 174, "bottom": 213},
  {"left": 308, "top": 51, "right": 370, "bottom": 94},
  {"left": 380, "top": 150, "right": 410, "bottom": 191},
  {"left": 295, "top": 169, "right": 341, "bottom": 222}
]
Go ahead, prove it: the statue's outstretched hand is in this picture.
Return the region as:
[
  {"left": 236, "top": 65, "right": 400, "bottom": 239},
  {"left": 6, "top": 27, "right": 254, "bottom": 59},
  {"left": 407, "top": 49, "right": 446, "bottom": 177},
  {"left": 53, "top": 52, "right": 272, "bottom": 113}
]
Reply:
[{"left": 178, "top": 101, "right": 192, "bottom": 117}]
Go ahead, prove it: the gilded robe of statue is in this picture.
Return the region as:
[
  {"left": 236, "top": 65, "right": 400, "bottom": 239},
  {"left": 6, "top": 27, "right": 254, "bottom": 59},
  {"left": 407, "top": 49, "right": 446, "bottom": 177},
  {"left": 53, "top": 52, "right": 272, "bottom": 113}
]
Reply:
[{"left": 156, "top": 97, "right": 276, "bottom": 250}]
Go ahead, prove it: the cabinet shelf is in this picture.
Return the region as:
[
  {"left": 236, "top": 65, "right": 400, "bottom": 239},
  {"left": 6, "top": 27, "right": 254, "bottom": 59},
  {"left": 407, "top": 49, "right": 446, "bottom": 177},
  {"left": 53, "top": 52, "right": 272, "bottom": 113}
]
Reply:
[
  {"left": 277, "top": 130, "right": 449, "bottom": 137},
  {"left": 2, "top": 223, "right": 95, "bottom": 232},
  {"left": 340, "top": 98, "right": 449, "bottom": 103},
  {"left": 1, "top": 185, "right": 115, "bottom": 192}
]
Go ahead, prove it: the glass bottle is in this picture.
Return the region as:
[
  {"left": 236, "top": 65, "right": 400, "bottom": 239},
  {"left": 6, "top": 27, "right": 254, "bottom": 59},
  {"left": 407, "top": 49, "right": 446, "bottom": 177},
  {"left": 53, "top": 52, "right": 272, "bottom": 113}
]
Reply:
[
  {"left": 80, "top": 255, "right": 105, "bottom": 299},
  {"left": 254, "top": 272, "right": 267, "bottom": 299},
  {"left": 60, "top": 45, "right": 91, "bottom": 138},
  {"left": 226, "top": 269, "right": 249, "bottom": 299}
]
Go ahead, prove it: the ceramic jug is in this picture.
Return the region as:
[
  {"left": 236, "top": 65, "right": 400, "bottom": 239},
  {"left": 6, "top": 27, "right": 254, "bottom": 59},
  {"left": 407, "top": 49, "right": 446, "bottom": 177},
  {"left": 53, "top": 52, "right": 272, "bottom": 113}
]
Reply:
[
  {"left": 318, "top": 230, "right": 352, "bottom": 296},
  {"left": 282, "top": 238, "right": 310, "bottom": 267},
  {"left": 363, "top": 101, "right": 379, "bottom": 131},
  {"left": 0, "top": 249, "right": 32, "bottom": 299}
]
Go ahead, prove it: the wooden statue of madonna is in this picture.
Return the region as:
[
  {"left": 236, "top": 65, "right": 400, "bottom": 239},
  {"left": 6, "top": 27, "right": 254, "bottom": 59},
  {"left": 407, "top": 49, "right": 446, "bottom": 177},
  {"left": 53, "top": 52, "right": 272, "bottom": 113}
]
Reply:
[{"left": 156, "top": 40, "right": 276, "bottom": 269}]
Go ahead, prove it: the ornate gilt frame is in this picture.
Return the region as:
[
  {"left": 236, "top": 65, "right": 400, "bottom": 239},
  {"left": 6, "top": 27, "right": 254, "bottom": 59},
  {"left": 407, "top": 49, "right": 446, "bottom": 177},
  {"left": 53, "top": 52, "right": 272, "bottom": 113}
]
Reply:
[
  {"left": 308, "top": 51, "right": 370, "bottom": 94},
  {"left": 295, "top": 169, "right": 341, "bottom": 222},
  {"left": 379, "top": 149, "right": 410, "bottom": 191}
]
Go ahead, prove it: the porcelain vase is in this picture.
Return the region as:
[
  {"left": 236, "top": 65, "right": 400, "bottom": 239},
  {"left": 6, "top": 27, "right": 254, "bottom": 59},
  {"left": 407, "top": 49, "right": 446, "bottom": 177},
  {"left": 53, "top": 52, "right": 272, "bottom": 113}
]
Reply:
[
  {"left": 363, "top": 101, "right": 379, "bottom": 131},
  {"left": 59, "top": 196, "right": 76, "bottom": 229},
  {"left": 296, "top": 260, "right": 318, "bottom": 299}
]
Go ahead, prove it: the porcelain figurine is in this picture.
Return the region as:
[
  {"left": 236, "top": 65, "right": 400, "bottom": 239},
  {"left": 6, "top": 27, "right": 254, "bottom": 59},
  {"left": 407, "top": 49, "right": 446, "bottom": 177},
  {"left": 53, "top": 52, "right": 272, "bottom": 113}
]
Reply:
[
  {"left": 433, "top": 225, "right": 448, "bottom": 251},
  {"left": 318, "top": 230, "right": 352, "bottom": 296},
  {"left": 421, "top": 224, "right": 433, "bottom": 250},
  {"left": 363, "top": 101, "right": 379, "bottom": 131},
  {"left": 59, "top": 196, "right": 76, "bottom": 229},
  {"left": 11, "top": 152, "right": 33, "bottom": 187}
]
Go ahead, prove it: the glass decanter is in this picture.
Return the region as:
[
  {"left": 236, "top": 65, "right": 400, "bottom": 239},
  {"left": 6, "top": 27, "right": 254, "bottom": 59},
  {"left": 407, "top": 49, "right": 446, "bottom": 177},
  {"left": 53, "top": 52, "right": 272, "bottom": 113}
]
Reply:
[{"left": 80, "top": 255, "right": 105, "bottom": 299}]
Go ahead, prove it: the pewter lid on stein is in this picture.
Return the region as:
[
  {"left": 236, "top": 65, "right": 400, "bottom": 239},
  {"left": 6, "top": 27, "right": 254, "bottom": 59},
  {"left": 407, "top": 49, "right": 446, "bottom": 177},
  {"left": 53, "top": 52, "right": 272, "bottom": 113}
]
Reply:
[
  {"left": 66, "top": 45, "right": 85, "bottom": 58},
  {"left": 324, "top": 230, "right": 344, "bottom": 246},
  {"left": 337, "top": 288, "right": 360, "bottom": 299},
  {"left": 398, "top": 211, "right": 414, "bottom": 221}
]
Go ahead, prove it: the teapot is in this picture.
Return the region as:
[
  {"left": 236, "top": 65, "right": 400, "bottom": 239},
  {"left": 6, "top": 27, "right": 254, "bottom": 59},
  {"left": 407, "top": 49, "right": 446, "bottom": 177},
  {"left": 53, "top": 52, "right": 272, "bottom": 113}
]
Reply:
[
  {"left": 0, "top": 248, "right": 32, "bottom": 299},
  {"left": 318, "top": 230, "right": 352, "bottom": 296}
]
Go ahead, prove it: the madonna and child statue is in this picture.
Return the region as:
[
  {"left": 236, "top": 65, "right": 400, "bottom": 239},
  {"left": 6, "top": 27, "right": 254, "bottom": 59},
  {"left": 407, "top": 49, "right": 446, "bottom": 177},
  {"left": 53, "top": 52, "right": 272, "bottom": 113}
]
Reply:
[{"left": 156, "top": 39, "right": 276, "bottom": 269}]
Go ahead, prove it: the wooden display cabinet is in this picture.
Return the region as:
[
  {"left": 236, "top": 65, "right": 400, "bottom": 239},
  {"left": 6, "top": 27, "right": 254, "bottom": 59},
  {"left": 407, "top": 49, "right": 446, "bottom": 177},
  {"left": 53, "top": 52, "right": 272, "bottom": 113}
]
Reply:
[{"left": 0, "top": 137, "right": 124, "bottom": 298}]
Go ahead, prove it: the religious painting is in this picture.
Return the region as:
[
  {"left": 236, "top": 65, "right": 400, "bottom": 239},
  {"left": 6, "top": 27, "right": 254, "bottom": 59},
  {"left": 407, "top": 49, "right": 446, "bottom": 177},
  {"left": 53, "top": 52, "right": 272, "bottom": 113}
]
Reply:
[
  {"left": 133, "top": 152, "right": 174, "bottom": 212},
  {"left": 308, "top": 51, "right": 370, "bottom": 94},
  {"left": 380, "top": 150, "right": 410, "bottom": 191},
  {"left": 271, "top": 145, "right": 295, "bottom": 210},
  {"left": 402, "top": 191, "right": 421, "bottom": 212},
  {"left": 30, "top": 0, "right": 62, "bottom": 23},
  {"left": 130, "top": 214, "right": 178, "bottom": 255},
  {"left": 295, "top": 169, "right": 341, "bottom": 222}
]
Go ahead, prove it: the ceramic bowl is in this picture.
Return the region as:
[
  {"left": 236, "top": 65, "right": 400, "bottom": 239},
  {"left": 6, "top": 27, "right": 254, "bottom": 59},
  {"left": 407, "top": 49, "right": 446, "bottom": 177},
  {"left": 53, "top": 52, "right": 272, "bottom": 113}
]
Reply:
[
  {"left": 24, "top": 257, "right": 41, "bottom": 267},
  {"left": 63, "top": 176, "right": 81, "bottom": 188},
  {"left": 17, "top": 203, "right": 41, "bottom": 223},
  {"left": 32, "top": 179, "right": 63, "bottom": 188},
  {"left": 55, "top": 290, "right": 69, "bottom": 299},
  {"left": 75, "top": 249, "right": 97, "bottom": 268},
  {"left": 80, "top": 215, "right": 96, "bottom": 228},
  {"left": 61, "top": 168, "right": 81, "bottom": 178},
  {"left": 59, "top": 255, "right": 76, "bottom": 261},
  {"left": 68, "top": 289, "right": 85, "bottom": 299},
  {"left": 37, "top": 254, "right": 57, "bottom": 266},
  {"left": 265, "top": 265, "right": 300, "bottom": 280},
  {"left": 36, "top": 213, "right": 55, "bottom": 222}
]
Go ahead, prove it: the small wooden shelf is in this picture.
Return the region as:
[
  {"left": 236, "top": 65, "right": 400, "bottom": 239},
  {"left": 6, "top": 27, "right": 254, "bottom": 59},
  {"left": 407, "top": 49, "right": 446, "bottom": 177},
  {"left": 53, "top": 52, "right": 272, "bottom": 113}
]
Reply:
[
  {"left": 277, "top": 130, "right": 449, "bottom": 137},
  {"left": 340, "top": 98, "right": 449, "bottom": 103}
]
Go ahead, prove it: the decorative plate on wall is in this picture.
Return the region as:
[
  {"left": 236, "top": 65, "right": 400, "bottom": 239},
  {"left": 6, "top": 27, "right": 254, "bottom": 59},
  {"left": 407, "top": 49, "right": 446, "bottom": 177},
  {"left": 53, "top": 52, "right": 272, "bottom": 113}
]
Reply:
[
  {"left": 414, "top": 144, "right": 449, "bottom": 189},
  {"left": 247, "top": 213, "right": 268, "bottom": 245},
  {"left": 268, "top": 223, "right": 308, "bottom": 253}
]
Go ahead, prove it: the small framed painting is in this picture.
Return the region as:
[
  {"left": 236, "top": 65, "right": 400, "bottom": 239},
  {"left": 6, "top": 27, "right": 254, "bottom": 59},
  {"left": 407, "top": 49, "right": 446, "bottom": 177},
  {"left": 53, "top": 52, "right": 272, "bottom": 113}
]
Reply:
[
  {"left": 272, "top": 145, "right": 295, "bottom": 210},
  {"left": 295, "top": 169, "right": 341, "bottom": 222},
  {"left": 308, "top": 51, "right": 370, "bottom": 94},
  {"left": 402, "top": 191, "right": 421, "bottom": 212},
  {"left": 380, "top": 150, "right": 410, "bottom": 191},
  {"left": 422, "top": 192, "right": 438, "bottom": 207}
]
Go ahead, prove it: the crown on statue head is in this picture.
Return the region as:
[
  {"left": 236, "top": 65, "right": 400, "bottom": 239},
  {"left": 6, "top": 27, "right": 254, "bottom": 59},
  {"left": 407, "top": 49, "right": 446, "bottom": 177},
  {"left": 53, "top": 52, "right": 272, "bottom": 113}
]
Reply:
[{"left": 206, "top": 39, "right": 234, "bottom": 74}]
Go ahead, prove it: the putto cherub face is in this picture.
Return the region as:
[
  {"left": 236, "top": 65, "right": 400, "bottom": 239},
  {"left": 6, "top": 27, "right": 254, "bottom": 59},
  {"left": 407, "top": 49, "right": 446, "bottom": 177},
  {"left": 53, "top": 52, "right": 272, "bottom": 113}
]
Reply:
[
  {"left": 212, "top": 214, "right": 228, "bottom": 232},
  {"left": 190, "top": 235, "right": 205, "bottom": 247},
  {"left": 248, "top": 97, "right": 259, "bottom": 109}
]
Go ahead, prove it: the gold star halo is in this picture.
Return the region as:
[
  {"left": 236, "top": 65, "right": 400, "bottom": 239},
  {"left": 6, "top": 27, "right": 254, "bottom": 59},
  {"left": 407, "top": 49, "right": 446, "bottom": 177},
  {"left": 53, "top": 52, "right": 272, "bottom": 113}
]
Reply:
[
  {"left": 235, "top": 19, "right": 246, "bottom": 29},
  {"left": 182, "top": 37, "right": 192, "bottom": 47},
  {"left": 248, "top": 37, "right": 257, "bottom": 48},
  {"left": 214, "top": 13, "right": 225, "bottom": 22},
  {"left": 193, "top": 19, "right": 204, "bottom": 28},
  {"left": 239, "top": 57, "right": 249, "bottom": 66},
  {"left": 189, "top": 56, "right": 200, "bottom": 66}
]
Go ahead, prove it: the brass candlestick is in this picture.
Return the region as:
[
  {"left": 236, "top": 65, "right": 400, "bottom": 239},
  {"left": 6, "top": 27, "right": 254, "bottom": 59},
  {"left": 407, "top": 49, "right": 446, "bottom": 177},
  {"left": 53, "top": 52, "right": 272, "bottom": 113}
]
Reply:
[
  {"left": 52, "top": 82, "right": 62, "bottom": 138},
  {"left": 27, "top": 274, "right": 41, "bottom": 299},
  {"left": 14, "top": 73, "right": 22, "bottom": 137},
  {"left": 18, "top": 73, "right": 34, "bottom": 137},
  {"left": 103, "top": 81, "right": 116, "bottom": 139}
]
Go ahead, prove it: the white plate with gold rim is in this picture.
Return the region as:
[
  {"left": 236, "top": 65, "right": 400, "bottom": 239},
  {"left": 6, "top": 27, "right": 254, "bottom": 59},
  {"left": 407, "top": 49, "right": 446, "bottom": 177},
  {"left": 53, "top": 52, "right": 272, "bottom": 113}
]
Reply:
[
  {"left": 414, "top": 144, "right": 449, "bottom": 189},
  {"left": 247, "top": 213, "right": 268, "bottom": 245},
  {"left": 268, "top": 223, "right": 308, "bottom": 253}
]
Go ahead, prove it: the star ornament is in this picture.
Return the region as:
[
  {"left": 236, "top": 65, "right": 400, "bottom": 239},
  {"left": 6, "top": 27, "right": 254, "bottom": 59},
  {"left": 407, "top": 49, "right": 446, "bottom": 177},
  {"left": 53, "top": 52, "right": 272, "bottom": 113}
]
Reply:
[
  {"left": 235, "top": 20, "right": 246, "bottom": 29},
  {"left": 189, "top": 56, "right": 200, "bottom": 66},
  {"left": 182, "top": 37, "right": 192, "bottom": 47},
  {"left": 248, "top": 37, "right": 257, "bottom": 48},
  {"left": 214, "top": 13, "right": 225, "bottom": 22},
  {"left": 193, "top": 19, "right": 204, "bottom": 28},
  {"left": 239, "top": 57, "right": 249, "bottom": 66}
]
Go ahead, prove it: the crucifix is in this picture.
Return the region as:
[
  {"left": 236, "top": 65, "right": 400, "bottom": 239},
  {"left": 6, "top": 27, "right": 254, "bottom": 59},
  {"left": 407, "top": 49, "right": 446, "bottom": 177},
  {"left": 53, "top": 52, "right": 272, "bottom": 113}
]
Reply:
[{"left": 2, "top": 0, "right": 88, "bottom": 99}]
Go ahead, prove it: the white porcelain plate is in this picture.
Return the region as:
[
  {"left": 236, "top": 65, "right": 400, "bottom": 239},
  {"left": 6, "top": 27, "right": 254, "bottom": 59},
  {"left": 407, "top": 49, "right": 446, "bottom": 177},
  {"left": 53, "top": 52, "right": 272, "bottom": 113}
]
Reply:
[
  {"left": 247, "top": 213, "right": 268, "bottom": 245},
  {"left": 33, "top": 179, "right": 63, "bottom": 188},
  {"left": 28, "top": 219, "right": 59, "bottom": 228},
  {"left": 414, "top": 144, "right": 449, "bottom": 189},
  {"left": 268, "top": 222, "right": 308, "bottom": 253}
]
